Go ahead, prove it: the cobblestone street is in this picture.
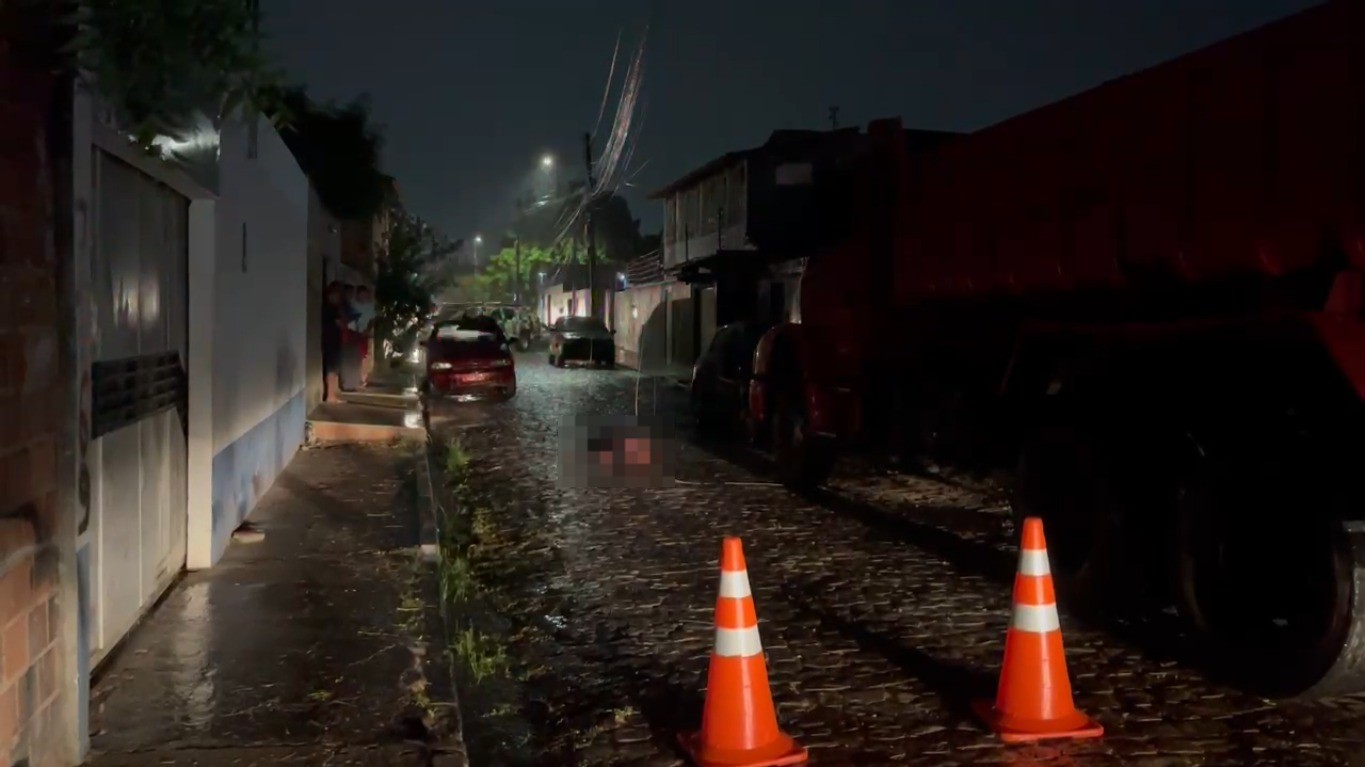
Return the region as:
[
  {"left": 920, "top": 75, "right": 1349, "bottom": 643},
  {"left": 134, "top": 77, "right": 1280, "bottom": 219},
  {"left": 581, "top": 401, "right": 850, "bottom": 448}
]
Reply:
[{"left": 430, "top": 353, "right": 1365, "bottom": 766}]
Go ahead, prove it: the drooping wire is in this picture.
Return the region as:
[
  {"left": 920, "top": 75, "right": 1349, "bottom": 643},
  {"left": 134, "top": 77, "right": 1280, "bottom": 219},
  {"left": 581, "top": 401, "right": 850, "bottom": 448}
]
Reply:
[{"left": 543, "top": 25, "right": 650, "bottom": 288}]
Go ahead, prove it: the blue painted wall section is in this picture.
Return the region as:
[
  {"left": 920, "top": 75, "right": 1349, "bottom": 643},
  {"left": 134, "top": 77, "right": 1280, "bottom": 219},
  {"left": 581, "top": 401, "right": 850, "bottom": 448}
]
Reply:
[{"left": 210, "top": 390, "right": 305, "bottom": 563}]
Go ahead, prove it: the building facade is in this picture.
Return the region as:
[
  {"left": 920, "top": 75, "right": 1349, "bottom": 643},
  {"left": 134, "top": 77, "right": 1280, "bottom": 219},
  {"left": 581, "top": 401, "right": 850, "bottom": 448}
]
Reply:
[{"left": 648, "top": 129, "right": 870, "bottom": 370}]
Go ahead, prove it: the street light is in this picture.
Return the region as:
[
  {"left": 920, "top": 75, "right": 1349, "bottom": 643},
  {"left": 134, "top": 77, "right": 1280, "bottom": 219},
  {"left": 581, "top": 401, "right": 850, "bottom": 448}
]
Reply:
[
  {"left": 473, "top": 234, "right": 483, "bottom": 274},
  {"left": 541, "top": 154, "right": 554, "bottom": 168}
]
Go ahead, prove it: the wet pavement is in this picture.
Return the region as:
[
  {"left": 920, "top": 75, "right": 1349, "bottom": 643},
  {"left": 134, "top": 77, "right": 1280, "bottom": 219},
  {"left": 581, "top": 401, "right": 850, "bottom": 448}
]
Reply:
[
  {"left": 428, "top": 352, "right": 1365, "bottom": 766},
  {"left": 85, "top": 444, "right": 461, "bottom": 766}
]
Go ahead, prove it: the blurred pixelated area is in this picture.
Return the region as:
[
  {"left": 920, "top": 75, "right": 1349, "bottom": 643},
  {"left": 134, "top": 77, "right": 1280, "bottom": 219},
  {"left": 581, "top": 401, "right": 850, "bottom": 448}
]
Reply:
[{"left": 558, "top": 413, "right": 678, "bottom": 489}]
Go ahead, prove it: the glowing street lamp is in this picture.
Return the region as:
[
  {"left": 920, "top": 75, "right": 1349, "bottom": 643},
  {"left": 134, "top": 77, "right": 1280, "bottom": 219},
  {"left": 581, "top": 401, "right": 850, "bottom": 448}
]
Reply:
[{"left": 541, "top": 154, "right": 554, "bottom": 168}]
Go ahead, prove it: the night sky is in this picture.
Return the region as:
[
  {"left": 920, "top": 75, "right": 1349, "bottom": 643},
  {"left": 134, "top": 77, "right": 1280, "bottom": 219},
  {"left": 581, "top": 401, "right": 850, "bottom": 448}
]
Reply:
[{"left": 265, "top": 0, "right": 1319, "bottom": 248}]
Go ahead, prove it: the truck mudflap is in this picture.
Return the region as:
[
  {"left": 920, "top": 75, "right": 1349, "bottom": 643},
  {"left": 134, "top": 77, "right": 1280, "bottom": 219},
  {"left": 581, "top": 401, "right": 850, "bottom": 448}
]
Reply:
[
  {"left": 1316, "top": 518, "right": 1365, "bottom": 697},
  {"left": 805, "top": 382, "right": 862, "bottom": 441}
]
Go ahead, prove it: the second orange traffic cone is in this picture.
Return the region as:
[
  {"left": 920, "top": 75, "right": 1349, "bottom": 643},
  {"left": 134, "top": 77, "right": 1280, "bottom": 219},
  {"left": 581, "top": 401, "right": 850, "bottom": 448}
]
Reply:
[
  {"left": 974, "top": 517, "right": 1103, "bottom": 743},
  {"left": 680, "top": 538, "right": 808, "bottom": 767}
]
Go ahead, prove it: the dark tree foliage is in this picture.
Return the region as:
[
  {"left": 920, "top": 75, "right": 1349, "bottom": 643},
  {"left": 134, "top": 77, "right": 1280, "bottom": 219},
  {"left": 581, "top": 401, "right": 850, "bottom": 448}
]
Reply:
[
  {"left": 274, "top": 86, "right": 390, "bottom": 221},
  {"left": 376, "top": 209, "right": 460, "bottom": 336},
  {"left": 512, "top": 185, "right": 651, "bottom": 264},
  {"left": 589, "top": 193, "right": 649, "bottom": 264},
  {"left": 64, "top": 0, "right": 288, "bottom": 150}
]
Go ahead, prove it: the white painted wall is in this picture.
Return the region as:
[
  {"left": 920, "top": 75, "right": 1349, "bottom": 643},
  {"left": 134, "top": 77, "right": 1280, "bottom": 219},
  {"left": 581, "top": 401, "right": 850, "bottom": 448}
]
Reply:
[
  {"left": 612, "top": 282, "right": 690, "bottom": 373},
  {"left": 212, "top": 111, "right": 309, "bottom": 455},
  {"left": 186, "top": 199, "right": 217, "bottom": 569}
]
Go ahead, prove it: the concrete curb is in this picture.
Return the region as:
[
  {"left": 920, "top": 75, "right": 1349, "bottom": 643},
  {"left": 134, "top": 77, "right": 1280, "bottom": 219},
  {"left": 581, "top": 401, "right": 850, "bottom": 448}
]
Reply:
[
  {"left": 412, "top": 439, "right": 472, "bottom": 758},
  {"left": 306, "top": 419, "right": 426, "bottom": 445},
  {"left": 342, "top": 391, "right": 418, "bottom": 409},
  {"left": 417, "top": 438, "right": 470, "bottom": 767},
  {"left": 416, "top": 435, "right": 442, "bottom": 565}
]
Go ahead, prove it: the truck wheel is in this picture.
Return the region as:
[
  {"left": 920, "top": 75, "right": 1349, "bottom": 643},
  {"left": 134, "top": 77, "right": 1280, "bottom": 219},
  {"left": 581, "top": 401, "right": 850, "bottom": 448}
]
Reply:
[
  {"left": 1172, "top": 455, "right": 1365, "bottom": 697},
  {"left": 1012, "top": 423, "right": 1127, "bottom": 607},
  {"left": 739, "top": 404, "right": 762, "bottom": 447},
  {"left": 772, "top": 391, "right": 834, "bottom": 490},
  {"left": 693, "top": 404, "right": 725, "bottom": 441}
]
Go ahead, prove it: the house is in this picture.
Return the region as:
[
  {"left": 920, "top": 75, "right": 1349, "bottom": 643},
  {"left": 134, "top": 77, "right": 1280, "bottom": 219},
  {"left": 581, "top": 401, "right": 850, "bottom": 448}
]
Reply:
[
  {"left": 335, "top": 198, "right": 394, "bottom": 287},
  {"left": 310, "top": 184, "right": 397, "bottom": 405},
  {"left": 539, "top": 263, "right": 619, "bottom": 329},
  {"left": 644, "top": 127, "right": 868, "bottom": 367},
  {"left": 611, "top": 250, "right": 692, "bottom": 374},
  {"left": 0, "top": 55, "right": 311, "bottom": 761},
  {"left": 645, "top": 125, "right": 958, "bottom": 365}
]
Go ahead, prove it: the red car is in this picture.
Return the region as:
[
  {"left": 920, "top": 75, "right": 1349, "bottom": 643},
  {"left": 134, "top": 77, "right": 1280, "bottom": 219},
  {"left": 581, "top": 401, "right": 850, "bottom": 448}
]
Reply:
[{"left": 423, "top": 320, "right": 517, "bottom": 401}]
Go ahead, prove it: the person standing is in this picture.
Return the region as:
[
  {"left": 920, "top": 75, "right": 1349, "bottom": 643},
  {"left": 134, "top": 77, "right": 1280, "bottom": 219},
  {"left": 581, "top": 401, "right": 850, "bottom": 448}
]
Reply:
[
  {"left": 339, "top": 283, "right": 362, "bottom": 391},
  {"left": 322, "top": 282, "right": 347, "bottom": 402},
  {"left": 352, "top": 285, "right": 377, "bottom": 387}
]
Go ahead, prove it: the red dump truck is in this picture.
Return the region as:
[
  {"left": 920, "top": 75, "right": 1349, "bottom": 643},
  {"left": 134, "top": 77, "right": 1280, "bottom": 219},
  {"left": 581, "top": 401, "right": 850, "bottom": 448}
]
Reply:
[{"left": 745, "top": 0, "right": 1365, "bottom": 697}]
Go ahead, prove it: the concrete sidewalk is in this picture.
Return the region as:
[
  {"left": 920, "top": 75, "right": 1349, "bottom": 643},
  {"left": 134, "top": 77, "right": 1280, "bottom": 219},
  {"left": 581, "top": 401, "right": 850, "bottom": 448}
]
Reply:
[{"left": 84, "top": 445, "right": 464, "bottom": 766}]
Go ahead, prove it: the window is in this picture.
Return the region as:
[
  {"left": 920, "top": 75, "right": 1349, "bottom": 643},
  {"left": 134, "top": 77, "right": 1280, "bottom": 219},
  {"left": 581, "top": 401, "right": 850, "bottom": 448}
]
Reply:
[
  {"left": 775, "top": 163, "right": 813, "bottom": 186},
  {"left": 430, "top": 330, "right": 506, "bottom": 359}
]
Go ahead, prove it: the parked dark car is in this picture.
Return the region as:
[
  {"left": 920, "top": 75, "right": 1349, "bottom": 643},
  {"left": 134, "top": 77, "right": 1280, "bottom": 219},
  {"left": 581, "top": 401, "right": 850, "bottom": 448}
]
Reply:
[
  {"left": 423, "top": 320, "right": 516, "bottom": 401},
  {"left": 547, "top": 316, "right": 616, "bottom": 368},
  {"left": 690, "top": 321, "right": 772, "bottom": 441}
]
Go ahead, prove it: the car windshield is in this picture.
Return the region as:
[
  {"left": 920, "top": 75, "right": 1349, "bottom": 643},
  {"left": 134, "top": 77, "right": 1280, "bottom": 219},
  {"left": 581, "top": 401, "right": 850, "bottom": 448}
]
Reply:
[
  {"left": 563, "top": 317, "right": 608, "bottom": 333},
  {"left": 431, "top": 327, "right": 505, "bottom": 358}
]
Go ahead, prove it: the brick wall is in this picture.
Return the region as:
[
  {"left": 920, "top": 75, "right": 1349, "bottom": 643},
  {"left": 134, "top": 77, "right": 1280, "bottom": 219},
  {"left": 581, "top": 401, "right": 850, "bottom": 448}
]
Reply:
[{"left": 1, "top": 1, "right": 73, "bottom": 765}]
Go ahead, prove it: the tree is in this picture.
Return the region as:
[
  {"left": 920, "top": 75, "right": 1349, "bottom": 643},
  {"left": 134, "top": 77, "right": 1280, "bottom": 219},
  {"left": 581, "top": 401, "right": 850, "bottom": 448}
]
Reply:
[
  {"left": 512, "top": 185, "right": 651, "bottom": 264},
  {"left": 65, "top": 0, "right": 289, "bottom": 150},
  {"left": 276, "top": 88, "right": 392, "bottom": 221},
  {"left": 588, "top": 194, "right": 649, "bottom": 264},
  {"left": 467, "top": 244, "right": 564, "bottom": 303},
  {"left": 376, "top": 209, "right": 461, "bottom": 340}
]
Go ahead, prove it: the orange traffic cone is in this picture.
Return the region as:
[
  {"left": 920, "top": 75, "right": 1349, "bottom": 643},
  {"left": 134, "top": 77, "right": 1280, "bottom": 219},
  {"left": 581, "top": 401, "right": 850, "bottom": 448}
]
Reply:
[
  {"left": 974, "top": 517, "right": 1103, "bottom": 743},
  {"left": 680, "top": 538, "right": 808, "bottom": 767}
]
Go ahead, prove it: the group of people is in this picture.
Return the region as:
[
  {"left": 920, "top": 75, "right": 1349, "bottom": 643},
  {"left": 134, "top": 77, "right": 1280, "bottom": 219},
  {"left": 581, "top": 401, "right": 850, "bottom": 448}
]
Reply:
[{"left": 322, "top": 281, "right": 376, "bottom": 403}]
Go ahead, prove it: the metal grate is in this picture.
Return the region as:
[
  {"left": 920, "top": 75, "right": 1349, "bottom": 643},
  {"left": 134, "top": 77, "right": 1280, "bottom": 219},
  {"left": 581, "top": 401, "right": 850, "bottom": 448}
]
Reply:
[{"left": 91, "top": 351, "right": 186, "bottom": 439}]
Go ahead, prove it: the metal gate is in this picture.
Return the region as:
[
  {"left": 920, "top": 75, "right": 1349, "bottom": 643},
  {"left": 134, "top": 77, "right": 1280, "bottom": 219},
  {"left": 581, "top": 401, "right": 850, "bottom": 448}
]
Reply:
[{"left": 87, "top": 150, "right": 189, "bottom": 662}]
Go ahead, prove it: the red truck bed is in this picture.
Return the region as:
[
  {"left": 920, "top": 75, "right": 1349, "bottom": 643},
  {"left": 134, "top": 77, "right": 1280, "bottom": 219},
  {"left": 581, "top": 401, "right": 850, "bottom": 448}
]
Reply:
[{"left": 895, "top": 0, "right": 1364, "bottom": 306}]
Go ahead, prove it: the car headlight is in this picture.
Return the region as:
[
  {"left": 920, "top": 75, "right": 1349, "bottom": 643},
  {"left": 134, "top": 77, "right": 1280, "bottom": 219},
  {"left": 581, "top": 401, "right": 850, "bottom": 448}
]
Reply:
[{"left": 430, "top": 361, "right": 453, "bottom": 370}]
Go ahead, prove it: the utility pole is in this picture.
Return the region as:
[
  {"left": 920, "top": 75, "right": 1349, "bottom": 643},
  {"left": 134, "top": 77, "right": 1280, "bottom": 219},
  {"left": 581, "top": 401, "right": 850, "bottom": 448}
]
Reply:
[
  {"left": 829, "top": 106, "right": 840, "bottom": 130},
  {"left": 582, "top": 131, "right": 599, "bottom": 321}
]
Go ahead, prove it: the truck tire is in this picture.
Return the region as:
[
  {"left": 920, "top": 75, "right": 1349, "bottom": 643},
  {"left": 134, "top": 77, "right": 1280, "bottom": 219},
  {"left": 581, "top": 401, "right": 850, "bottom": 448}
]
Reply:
[
  {"left": 1171, "top": 453, "right": 1365, "bottom": 697},
  {"left": 739, "top": 403, "right": 763, "bottom": 448},
  {"left": 772, "top": 390, "right": 835, "bottom": 490},
  {"left": 1012, "top": 422, "right": 1129, "bottom": 608},
  {"left": 690, "top": 385, "right": 724, "bottom": 441}
]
